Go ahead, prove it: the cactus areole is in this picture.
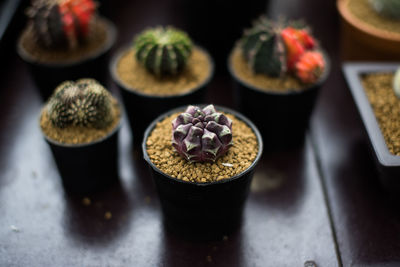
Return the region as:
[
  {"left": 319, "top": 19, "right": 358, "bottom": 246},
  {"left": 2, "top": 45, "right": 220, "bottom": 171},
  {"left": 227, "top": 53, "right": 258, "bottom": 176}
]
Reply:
[
  {"left": 28, "top": 0, "right": 97, "bottom": 49},
  {"left": 172, "top": 105, "right": 233, "bottom": 163},
  {"left": 134, "top": 26, "right": 193, "bottom": 77}
]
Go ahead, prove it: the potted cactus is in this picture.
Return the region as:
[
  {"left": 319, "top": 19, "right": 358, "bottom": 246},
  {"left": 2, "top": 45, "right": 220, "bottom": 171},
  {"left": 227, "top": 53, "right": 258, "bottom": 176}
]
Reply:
[
  {"left": 110, "top": 26, "right": 214, "bottom": 147},
  {"left": 228, "top": 16, "right": 329, "bottom": 149},
  {"left": 40, "top": 78, "right": 122, "bottom": 193},
  {"left": 17, "top": 0, "right": 117, "bottom": 99},
  {"left": 343, "top": 63, "right": 400, "bottom": 193},
  {"left": 142, "top": 104, "right": 263, "bottom": 239},
  {"left": 337, "top": 0, "right": 400, "bottom": 60}
]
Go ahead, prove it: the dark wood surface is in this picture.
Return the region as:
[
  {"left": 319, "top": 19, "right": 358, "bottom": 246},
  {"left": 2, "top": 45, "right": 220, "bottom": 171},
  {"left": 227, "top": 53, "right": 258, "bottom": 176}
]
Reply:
[{"left": 1, "top": 0, "right": 399, "bottom": 266}]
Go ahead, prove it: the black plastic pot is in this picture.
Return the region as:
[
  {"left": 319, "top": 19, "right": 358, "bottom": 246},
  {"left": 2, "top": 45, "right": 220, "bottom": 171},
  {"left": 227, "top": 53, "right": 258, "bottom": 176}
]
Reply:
[
  {"left": 42, "top": 121, "right": 121, "bottom": 194},
  {"left": 17, "top": 18, "right": 117, "bottom": 100},
  {"left": 179, "top": 0, "right": 269, "bottom": 73},
  {"left": 110, "top": 46, "right": 214, "bottom": 148},
  {"left": 142, "top": 105, "right": 263, "bottom": 240},
  {"left": 228, "top": 49, "right": 330, "bottom": 150},
  {"left": 343, "top": 63, "right": 400, "bottom": 193}
]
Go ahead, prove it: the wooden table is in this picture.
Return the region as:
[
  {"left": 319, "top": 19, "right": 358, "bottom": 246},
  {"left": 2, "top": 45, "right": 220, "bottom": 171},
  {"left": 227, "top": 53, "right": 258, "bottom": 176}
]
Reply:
[{"left": 0, "top": 0, "right": 399, "bottom": 266}]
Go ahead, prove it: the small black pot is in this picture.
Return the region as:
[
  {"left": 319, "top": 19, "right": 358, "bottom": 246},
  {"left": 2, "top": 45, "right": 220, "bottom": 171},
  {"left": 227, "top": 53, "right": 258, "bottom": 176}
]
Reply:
[
  {"left": 110, "top": 46, "right": 214, "bottom": 148},
  {"left": 343, "top": 63, "right": 400, "bottom": 193},
  {"left": 42, "top": 121, "right": 121, "bottom": 194},
  {"left": 228, "top": 49, "right": 330, "bottom": 150},
  {"left": 142, "top": 105, "right": 263, "bottom": 240},
  {"left": 17, "top": 18, "right": 117, "bottom": 100},
  {"left": 179, "top": 0, "right": 269, "bottom": 73}
]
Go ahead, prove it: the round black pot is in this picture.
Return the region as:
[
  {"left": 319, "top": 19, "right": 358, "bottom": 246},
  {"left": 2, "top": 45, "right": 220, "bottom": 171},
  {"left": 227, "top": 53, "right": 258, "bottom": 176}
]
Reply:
[
  {"left": 17, "top": 18, "right": 117, "bottom": 101},
  {"left": 142, "top": 105, "right": 263, "bottom": 240},
  {"left": 228, "top": 50, "right": 330, "bottom": 150},
  {"left": 43, "top": 122, "right": 121, "bottom": 194},
  {"left": 110, "top": 46, "right": 214, "bottom": 148},
  {"left": 179, "top": 0, "right": 269, "bottom": 73}
]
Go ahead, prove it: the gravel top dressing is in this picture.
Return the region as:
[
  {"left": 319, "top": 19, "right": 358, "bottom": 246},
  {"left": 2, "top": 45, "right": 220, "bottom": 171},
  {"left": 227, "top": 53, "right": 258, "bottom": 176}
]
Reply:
[
  {"left": 116, "top": 47, "right": 212, "bottom": 96},
  {"left": 362, "top": 73, "right": 400, "bottom": 156},
  {"left": 348, "top": 0, "right": 400, "bottom": 35},
  {"left": 230, "top": 45, "right": 306, "bottom": 92},
  {"left": 20, "top": 18, "right": 109, "bottom": 63},
  {"left": 146, "top": 112, "right": 259, "bottom": 183}
]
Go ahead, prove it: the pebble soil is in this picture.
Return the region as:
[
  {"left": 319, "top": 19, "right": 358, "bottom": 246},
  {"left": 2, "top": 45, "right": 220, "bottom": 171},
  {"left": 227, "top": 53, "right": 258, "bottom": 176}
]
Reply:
[
  {"left": 363, "top": 73, "right": 400, "bottom": 156},
  {"left": 146, "top": 112, "right": 259, "bottom": 183}
]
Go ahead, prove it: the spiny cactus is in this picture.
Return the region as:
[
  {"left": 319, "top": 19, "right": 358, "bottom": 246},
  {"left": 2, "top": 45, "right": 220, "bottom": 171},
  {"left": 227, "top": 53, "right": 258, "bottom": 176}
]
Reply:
[
  {"left": 369, "top": 0, "right": 400, "bottom": 20},
  {"left": 240, "top": 16, "right": 324, "bottom": 83},
  {"left": 172, "top": 105, "right": 233, "bottom": 163},
  {"left": 134, "top": 26, "right": 193, "bottom": 77},
  {"left": 47, "top": 79, "right": 113, "bottom": 129},
  {"left": 27, "top": 0, "right": 96, "bottom": 49},
  {"left": 241, "top": 17, "right": 286, "bottom": 77}
]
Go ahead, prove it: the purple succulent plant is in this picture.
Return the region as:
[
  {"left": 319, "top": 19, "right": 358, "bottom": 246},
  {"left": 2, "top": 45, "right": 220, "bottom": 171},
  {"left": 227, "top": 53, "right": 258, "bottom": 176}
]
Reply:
[{"left": 172, "top": 105, "right": 233, "bottom": 163}]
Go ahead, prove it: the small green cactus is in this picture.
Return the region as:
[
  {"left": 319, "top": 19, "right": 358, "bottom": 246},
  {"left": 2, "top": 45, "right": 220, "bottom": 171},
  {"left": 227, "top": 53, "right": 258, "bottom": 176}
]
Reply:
[
  {"left": 241, "top": 17, "right": 286, "bottom": 77},
  {"left": 134, "top": 26, "right": 193, "bottom": 77},
  {"left": 47, "top": 79, "right": 113, "bottom": 129},
  {"left": 369, "top": 0, "right": 400, "bottom": 19}
]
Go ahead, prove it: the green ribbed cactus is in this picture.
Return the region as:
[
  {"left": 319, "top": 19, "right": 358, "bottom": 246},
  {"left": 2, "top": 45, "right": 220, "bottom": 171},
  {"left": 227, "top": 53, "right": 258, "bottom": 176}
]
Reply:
[
  {"left": 47, "top": 79, "right": 113, "bottom": 129},
  {"left": 369, "top": 0, "right": 400, "bottom": 19},
  {"left": 134, "top": 26, "right": 193, "bottom": 76},
  {"left": 241, "top": 17, "right": 286, "bottom": 77}
]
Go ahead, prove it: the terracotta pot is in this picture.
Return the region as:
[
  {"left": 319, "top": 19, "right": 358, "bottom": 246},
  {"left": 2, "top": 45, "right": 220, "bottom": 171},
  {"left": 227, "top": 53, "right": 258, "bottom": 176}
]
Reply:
[
  {"left": 142, "top": 105, "right": 263, "bottom": 240},
  {"left": 337, "top": 0, "right": 400, "bottom": 61},
  {"left": 343, "top": 63, "right": 400, "bottom": 193}
]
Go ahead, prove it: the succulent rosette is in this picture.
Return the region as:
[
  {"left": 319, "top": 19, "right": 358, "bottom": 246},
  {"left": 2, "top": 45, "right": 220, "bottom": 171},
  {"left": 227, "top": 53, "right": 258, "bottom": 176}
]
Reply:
[
  {"left": 241, "top": 16, "right": 326, "bottom": 84},
  {"left": 172, "top": 105, "right": 233, "bottom": 163}
]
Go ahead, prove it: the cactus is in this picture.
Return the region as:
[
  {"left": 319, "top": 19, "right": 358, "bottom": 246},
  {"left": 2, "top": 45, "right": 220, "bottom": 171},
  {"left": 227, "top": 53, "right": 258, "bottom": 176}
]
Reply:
[
  {"left": 295, "top": 51, "right": 325, "bottom": 84},
  {"left": 241, "top": 17, "right": 286, "bottom": 77},
  {"left": 27, "top": 0, "right": 97, "bottom": 49},
  {"left": 172, "top": 105, "right": 233, "bottom": 163},
  {"left": 369, "top": 0, "right": 400, "bottom": 20},
  {"left": 241, "top": 16, "right": 324, "bottom": 83},
  {"left": 134, "top": 26, "right": 193, "bottom": 77},
  {"left": 47, "top": 78, "right": 113, "bottom": 129}
]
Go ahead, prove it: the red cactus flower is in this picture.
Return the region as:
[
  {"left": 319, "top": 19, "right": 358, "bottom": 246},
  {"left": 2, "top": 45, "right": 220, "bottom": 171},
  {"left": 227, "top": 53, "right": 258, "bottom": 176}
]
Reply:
[
  {"left": 281, "top": 29, "right": 305, "bottom": 71},
  {"left": 295, "top": 51, "right": 325, "bottom": 84}
]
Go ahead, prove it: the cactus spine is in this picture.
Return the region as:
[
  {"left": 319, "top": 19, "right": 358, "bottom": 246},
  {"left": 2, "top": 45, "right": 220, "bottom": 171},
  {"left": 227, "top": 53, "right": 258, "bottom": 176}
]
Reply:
[
  {"left": 134, "top": 26, "right": 193, "bottom": 77},
  {"left": 172, "top": 105, "right": 233, "bottom": 163}
]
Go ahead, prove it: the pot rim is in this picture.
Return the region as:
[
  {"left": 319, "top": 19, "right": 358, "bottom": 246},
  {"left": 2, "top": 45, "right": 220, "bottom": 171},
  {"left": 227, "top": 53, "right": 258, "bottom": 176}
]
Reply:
[
  {"left": 17, "top": 17, "right": 117, "bottom": 67},
  {"left": 142, "top": 104, "right": 264, "bottom": 187},
  {"left": 40, "top": 103, "right": 123, "bottom": 148},
  {"left": 109, "top": 45, "right": 215, "bottom": 99},
  {"left": 343, "top": 62, "right": 400, "bottom": 167},
  {"left": 337, "top": 0, "right": 400, "bottom": 42},
  {"left": 227, "top": 44, "right": 331, "bottom": 96}
]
